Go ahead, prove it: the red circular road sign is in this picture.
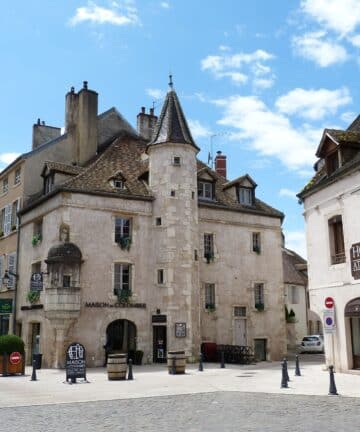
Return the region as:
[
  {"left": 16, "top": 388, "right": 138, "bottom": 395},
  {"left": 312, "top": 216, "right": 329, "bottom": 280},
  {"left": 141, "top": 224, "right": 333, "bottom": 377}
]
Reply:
[
  {"left": 9, "top": 352, "right": 21, "bottom": 365},
  {"left": 325, "top": 297, "right": 335, "bottom": 309}
]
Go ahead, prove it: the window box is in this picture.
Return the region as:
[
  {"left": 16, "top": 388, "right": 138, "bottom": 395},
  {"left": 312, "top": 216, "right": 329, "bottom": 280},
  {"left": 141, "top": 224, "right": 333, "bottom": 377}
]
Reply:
[
  {"left": 117, "top": 236, "right": 132, "bottom": 251},
  {"left": 253, "top": 245, "right": 261, "bottom": 254},
  {"left": 115, "top": 289, "right": 132, "bottom": 303},
  {"left": 27, "top": 291, "right": 40, "bottom": 304},
  {"left": 205, "top": 304, "right": 216, "bottom": 312},
  {"left": 204, "top": 252, "right": 214, "bottom": 263},
  {"left": 255, "top": 302, "right": 264, "bottom": 311},
  {"left": 32, "top": 234, "right": 42, "bottom": 246}
]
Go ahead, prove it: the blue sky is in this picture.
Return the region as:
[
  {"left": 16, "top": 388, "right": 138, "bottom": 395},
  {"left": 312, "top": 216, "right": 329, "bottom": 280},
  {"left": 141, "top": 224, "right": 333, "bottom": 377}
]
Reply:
[{"left": 1, "top": 0, "right": 360, "bottom": 257}]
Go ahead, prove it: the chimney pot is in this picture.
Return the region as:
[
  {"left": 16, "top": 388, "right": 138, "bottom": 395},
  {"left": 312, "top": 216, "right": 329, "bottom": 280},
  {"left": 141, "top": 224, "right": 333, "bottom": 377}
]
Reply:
[
  {"left": 71, "top": 86, "right": 75, "bottom": 93},
  {"left": 217, "top": 150, "right": 222, "bottom": 155},
  {"left": 42, "top": 121, "right": 45, "bottom": 126},
  {"left": 150, "top": 107, "right": 154, "bottom": 116},
  {"left": 83, "top": 81, "right": 88, "bottom": 90},
  {"left": 141, "top": 106, "right": 145, "bottom": 114},
  {"left": 37, "top": 118, "right": 41, "bottom": 125}
]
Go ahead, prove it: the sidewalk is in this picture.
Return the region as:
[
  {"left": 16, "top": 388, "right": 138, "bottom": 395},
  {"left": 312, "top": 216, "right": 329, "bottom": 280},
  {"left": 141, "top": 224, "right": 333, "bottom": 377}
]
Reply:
[{"left": 0, "top": 358, "right": 359, "bottom": 408}]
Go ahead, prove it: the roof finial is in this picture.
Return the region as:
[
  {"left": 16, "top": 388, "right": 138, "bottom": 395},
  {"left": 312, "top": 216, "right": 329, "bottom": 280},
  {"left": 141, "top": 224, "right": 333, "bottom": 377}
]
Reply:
[{"left": 168, "top": 74, "right": 173, "bottom": 90}]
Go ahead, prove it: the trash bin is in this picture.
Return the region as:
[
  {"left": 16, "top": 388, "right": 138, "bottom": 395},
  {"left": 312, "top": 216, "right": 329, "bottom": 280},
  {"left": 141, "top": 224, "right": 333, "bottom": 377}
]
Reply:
[{"left": 32, "top": 353, "right": 42, "bottom": 369}]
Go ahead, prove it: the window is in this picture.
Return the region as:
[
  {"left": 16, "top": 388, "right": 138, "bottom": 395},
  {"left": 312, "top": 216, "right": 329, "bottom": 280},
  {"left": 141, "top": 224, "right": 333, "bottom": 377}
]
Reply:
[
  {"left": 239, "top": 187, "right": 253, "bottom": 206},
  {"left": 7, "top": 253, "right": 16, "bottom": 289},
  {"left": 114, "top": 263, "right": 131, "bottom": 296},
  {"left": 63, "top": 275, "right": 71, "bottom": 288},
  {"left": 254, "top": 283, "right": 264, "bottom": 310},
  {"left": 44, "top": 175, "right": 54, "bottom": 194},
  {"left": 204, "top": 233, "right": 214, "bottom": 261},
  {"left": 328, "top": 215, "right": 345, "bottom": 264},
  {"left": 157, "top": 269, "right": 164, "bottom": 284},
  {"left": 0, "top": 255, "right": 4, "bottom": 289},
  {"left": 205, "top": 283, "right": 215, "bottom": 309},
  {"left": 1, "top": 205, "right": 12, "bottom": 236},
  {"left": 155, "top": 217, "right": 162, "bottom": 226},
  {"left": 289, "top": 286, "right": 299, "bottom": 304},
  {"left": 2, "top": 177, "right": 8, "bottom": 194},
  {"left": 194, "top": 249, "right": 198, "bottom": 261},
  {"left": 326, "top": 151, "right": 339, "bottom": 175},
  {"left": 115, "top": 217, "right": 131, "bottom": 243},
  {"left": 170, "top": 190, "right": 176, "bottom": 197},
  {"left": 33, "top": 219, "right": 43, "bottom": 242},
  {"left": 173, "top": 156, "right": 181, "bottom": 166},
  {"left": 192, "top": 191, "right": 195, "bottom": 199},
  {"left": 113, "top": 179, "right": 125, "bottom": 189},
  {"left": 11, "top": 200, "right": 19, "bottom": 230},
  {"left": 252, "top": 232, "right": 261, "bottom": 253},
  {"left": 0, "top": 315, "right": 9, "bottom": 336},
  {"left": 198, "top": 181, "right": 213, "bottom": 200},
  {"left": 234, "top": 306, "right": 246, "bottom": 317},
  {"left": 14, "top": 168, "right": 21, "bottom": 185}
]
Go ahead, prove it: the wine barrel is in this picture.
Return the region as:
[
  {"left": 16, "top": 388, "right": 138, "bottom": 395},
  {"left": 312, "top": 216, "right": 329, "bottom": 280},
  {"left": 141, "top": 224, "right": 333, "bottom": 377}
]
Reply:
[
  {"left": 167, "top": 350, "right": 186, "bottom": 374},
  {"left": 107, "top": 353, "right": 127, "bottom": 380}
]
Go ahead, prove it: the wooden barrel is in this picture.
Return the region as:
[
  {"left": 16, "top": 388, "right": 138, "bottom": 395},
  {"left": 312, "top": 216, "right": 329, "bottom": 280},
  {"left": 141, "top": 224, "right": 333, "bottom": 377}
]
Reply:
[
  {"left": 167, "top": 350, "right": 186, "bottom": 374},
  {"left": 107, "top": 354, "right": 127, "bottom": 380}
]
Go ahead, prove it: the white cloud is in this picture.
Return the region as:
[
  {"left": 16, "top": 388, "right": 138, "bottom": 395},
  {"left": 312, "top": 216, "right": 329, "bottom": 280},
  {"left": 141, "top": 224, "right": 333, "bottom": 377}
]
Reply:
[
  {"left": 219, "top": 45, "right": 231, "bottom": 51},
  {"left": 301, "top": 0, "right": 360, "bottom": 36},
  {"left": 279, "top": 188, "right": 297, "bottom": 200},
  {"left": 201, "top": 49, "right": 275, "bottom": 87},
  {"left": 146, "top": 88, "right": 165, "bottom": 100},
  {"left": 341, "top": 111, "right": 356, "bottom": 124},
  {"left": 188, "top": 119, "right": 212, "bottom": 139},
  {"left": 292, "top": 31, "right": 348, "bottom": 67},
  {"left": 275, "top": 87, "right": 352, "bottom": 120},
  {"left": 284, "top": 230, "right": 307, "bottom": 258},
  {"left": 348, "top": 34, "right": 360, "bottom": 47},
  {"left": 69, "top": 1, "right": 139, "bottom": 26},
  {"left": 253, "top": 77, "right": 275, "bottom": 90},
  {"left": 160, "top": 1, "right": 170, "bottom": 8},
  {"left": 214, "top": 95, "right": 321, "bottom": 172},
  {"left": 0, "top": 153, "right": 21, "bottom": 170}
]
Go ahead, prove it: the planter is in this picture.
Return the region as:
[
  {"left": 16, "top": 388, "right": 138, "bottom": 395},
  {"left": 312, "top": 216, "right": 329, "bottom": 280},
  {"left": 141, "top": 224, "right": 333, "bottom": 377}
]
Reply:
[
  {"left": 167, "top": 350, "right": 186, "bottom": 374},
  {"left": 107, "top": 353, "right": 127, "bottom": 380},
  {"left": 0, "top": 353, "right": 25, "bottom": 376}
]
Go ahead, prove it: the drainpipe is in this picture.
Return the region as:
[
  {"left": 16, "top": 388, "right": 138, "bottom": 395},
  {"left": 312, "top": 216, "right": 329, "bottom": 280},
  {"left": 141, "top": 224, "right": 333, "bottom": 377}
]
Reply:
[{"left": 12, "top": 212, "right": 21, "bottom": 334}]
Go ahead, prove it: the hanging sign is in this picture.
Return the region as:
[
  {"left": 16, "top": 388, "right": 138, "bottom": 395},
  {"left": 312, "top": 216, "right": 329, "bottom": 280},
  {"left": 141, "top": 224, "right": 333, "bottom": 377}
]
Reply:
[
  {"left": 351, "top": 242, "right": 360, "bottom": 280},
  {"left": 65, "top": 342, "right": 87, "bottom": 383},
  {"left": 30, "top": 273, "right": 43, "bottom": 291},
  {"left": 175, "top": 322, "right": 186, "bottom": 338}
]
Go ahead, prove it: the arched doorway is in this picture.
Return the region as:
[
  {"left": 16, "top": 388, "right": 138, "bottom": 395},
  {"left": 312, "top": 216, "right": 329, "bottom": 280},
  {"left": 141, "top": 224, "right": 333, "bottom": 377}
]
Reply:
[
  {"left": 106, "top": 319, "right": 136, "bottom": 354},
  {"left": 345, "top": 298, "right": 360, "bottom": 369}
]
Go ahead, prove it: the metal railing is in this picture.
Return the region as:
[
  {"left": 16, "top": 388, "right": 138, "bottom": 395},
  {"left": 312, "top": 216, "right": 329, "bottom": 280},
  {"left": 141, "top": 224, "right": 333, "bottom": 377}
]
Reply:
[{"left": 331, "top": 252, "right": 346, "bottom": 265}]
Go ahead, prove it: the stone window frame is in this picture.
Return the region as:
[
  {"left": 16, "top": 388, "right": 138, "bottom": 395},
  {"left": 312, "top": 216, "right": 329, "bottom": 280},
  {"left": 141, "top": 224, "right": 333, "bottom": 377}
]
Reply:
[
  {"left": 113, "top": 262, "right": 132, "bottom": 297},
  {"left": 204, "top": 282, "right": 216, "bottom": 310}
]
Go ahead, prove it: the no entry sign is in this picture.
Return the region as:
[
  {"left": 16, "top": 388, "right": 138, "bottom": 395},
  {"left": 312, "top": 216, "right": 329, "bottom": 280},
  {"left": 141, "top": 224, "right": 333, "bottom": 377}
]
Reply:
[
  {"left": 325, "top": 297, "right": 335, "bottom": 309},
  {"left": 9, "top": 352, "right": 21, "bottom": 365}
]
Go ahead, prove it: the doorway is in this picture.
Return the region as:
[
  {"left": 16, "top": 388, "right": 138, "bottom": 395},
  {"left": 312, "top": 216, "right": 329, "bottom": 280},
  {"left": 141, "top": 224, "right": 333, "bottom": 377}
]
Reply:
[
  {"left": 345, "top": 298, "right": 360, "bottom": 369},
  {"left": 234, "top": 319, "right": 247, "bottom": 346},
  {"left": 153, "top": 325, "right": 167, "bottom": 363},
  {"left": 30, "top": 323, "right": 41, "bottom": 359},
  {"left": 254, "top": 338, "right": 267, "bottom": 361},
  {"left": 106, "top": 319, "right": 136, "bottom": 354}
]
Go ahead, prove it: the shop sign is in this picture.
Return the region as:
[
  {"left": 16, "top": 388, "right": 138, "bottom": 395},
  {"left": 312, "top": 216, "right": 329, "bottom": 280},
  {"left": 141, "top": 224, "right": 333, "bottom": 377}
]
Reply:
[
  {"left": 152, "top": 314, "right": 167, "bottom": 323},
  {"left": 0, "top": 299, "right": 13, "bottom": 314},
  {"left": 351, "top": 242, "right": 360, "bottom": 280},
  {"left": 65, "top": 342, "right": 87, "bottom": 383},
  {"left": 30, "top": 273, "right": 43, "bottom": 291},
  {"left": 85, "top": 302, "right": 146, "bottom": 309},
  {"left": 175, "top": 322, "right": 186, "bottom": 338}
]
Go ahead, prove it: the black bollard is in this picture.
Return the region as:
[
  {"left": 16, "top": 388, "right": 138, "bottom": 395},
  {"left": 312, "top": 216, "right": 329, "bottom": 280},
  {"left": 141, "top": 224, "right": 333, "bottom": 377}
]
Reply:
[
  {"left": 281, "top": 361, "right": 288, "bottom": 388},
  {"left": 31, "top": 359, "right": 37, "bottom": 381},
  {"left": 199, "top": 353, "right": 204, "bottom": 372},
  {"left": 220, "top": 351, "right": 225, "bottom": 369},
  {"left": 295, "top": 355, "right": 301, "bottom": 376},
  {"left": 328, "top": 365, "right": 338, "bottom": 395},
  {"left": 283, "top": 358, "right": 290, "bottom": 382},
  {"left": 127, "top": 359, "right": 133, "bottom": 380}
]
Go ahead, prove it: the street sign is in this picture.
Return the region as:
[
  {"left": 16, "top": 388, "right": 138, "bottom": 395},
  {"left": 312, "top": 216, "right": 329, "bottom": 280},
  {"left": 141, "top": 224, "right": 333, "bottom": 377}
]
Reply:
[
  {"left": 323, "top": 309, "right": 336, "bottom": 333},
  {"left": 325, "top": 297, "right": 335, "bottom": 309},
  {"left": 0, "top": 299, "right": 13, "bottom": 314},
  {"left": 9, "top": 352, "right": 21, "bottom": 365},
  {"left": 30, "top": 273, "right": 43, "bottom": 291}
]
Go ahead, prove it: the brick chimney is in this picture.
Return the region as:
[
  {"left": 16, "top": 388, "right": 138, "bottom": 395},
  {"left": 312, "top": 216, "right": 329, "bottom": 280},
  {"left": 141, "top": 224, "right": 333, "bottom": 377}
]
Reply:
[
  {"left": 32, "top": 118, "right": 61, "bottom": 150},
  {"left": 215, "top": 151, "right": 227, "bottom": 178},
  {"left": 65, "top": 81, "right": 98, "bottom": 165},
  {"left": 137, "top": 107, "right": 158, "bottom": 141}
]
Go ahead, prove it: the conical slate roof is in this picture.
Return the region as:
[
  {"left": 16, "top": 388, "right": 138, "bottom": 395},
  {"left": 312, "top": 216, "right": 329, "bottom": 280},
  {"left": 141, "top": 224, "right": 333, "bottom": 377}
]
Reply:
[{"left": 149, "top": 89, "right": 199, "bottom": 151}]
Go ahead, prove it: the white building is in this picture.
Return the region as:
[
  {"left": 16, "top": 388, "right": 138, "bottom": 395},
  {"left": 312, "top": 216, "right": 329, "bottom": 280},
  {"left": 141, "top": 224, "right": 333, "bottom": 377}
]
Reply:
[{"left": 298, "top": 118, "right": 360, "bottom": 371}]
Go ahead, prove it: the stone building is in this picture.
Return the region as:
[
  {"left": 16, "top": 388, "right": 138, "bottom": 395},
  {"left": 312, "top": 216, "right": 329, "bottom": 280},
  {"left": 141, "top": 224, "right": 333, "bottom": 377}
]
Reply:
[
  {"left": 298, "top": 116, "right": 360, "bottom": 371},
  {"left": 15, "top": 81, "right": 287, "bottom": 367}
]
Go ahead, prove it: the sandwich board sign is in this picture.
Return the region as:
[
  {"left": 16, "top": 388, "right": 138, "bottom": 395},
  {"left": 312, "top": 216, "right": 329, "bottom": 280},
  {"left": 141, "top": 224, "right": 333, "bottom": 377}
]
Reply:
[{"left": 65, "top": 342, "right": 87, "bottom": 383}]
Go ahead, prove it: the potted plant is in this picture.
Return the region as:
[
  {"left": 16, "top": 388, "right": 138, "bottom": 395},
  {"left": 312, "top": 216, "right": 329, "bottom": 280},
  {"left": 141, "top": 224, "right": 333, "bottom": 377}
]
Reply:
[
  {"left": 32, "top": 234, "right": 42, "bottom": 246},
  {"left": 255, "top": 302, "right": 264, "bottom": 311},
  {"left": 206, "top": 304, "right": 216, "bottom": 313},
  {"left": 11, "top": 225, "right": 17, "bottom": 231},
  {"left": 0, "top": 231, "right": 4, "bottom": 237},
  {"left": 0, "top": 334, "right": 25, "bottom": 376},
  {"left": 253, "top": 245, "right": 261, "bottom": 254},
  {"left": 118, "top": 236, "right": 132, "bottom": 251},
  {"left": 204, "top": 252, "right": 214, "bottom": 263},
  {"left": 286, "top": 308, "right": 296, "bottom": 323},
  {"left": 116, "top": 289, "right": 132, "bottom": 303},
  {"left": 27, "top": 291, "right": 40, "bottom": 304}
]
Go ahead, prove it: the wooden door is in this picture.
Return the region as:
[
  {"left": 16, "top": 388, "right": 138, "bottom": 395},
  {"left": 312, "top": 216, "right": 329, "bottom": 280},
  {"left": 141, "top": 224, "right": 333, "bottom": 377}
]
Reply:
[
  {"left": 234, "top": 319, "right": 247, "bottom": 346},
  {"left": 153, "top": 326, "right": 167, "bottom": 363}
]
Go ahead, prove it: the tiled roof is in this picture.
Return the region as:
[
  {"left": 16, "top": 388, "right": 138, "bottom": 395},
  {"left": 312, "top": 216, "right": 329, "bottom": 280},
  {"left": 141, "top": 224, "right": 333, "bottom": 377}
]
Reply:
[
  {"left": 149, "top": 90, "right": 199, "bottom": 151},
  {"left": 326, "top": 129, "right": 360, "bottom": 146},
  {"left": 42, "top": 161, "right": 84, "bottom": 176},
  {"left": 282, "top": 248, "right": 307, "bottom": 286}
]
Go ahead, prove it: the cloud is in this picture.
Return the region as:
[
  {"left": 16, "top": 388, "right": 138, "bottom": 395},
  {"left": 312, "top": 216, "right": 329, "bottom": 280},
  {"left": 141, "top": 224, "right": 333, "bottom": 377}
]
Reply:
[
  {"left": 284, "top": 230, "right": 307, "bottom": 258},
  {"left": 146, "top": 88, "right": 165, "bottom": 100},
  {"left": 201, "top": 49, "right": 275, "bottom": 87},
  {"left": 69, "top": 1, "right": 139, "bottom": 26},
  {"left": 301, "top": 0, "right": 360, "bottom": 36},
  {"left": 213, "top": 95, "right": 321, "bottom": 172},
  {"left": 292, "top": 31, "right": 348, "bottom": 67},
  {"left": 160, "top": 1, "right": 170, "bottom": 8},
  {"left": 279, "top": 188, "right": 298, "bottom": 200},
  {"left": 341, "top": 111, "right": 356, "bottom": 124},
  {"left": 275, "top": 87, "right": 352, "bottom": 120},
  {"left": 188, "top": 119, "right": 212, "bottom": 139},
  {"left": 0, "top": 153, "right": 21, "bottom": 170}
]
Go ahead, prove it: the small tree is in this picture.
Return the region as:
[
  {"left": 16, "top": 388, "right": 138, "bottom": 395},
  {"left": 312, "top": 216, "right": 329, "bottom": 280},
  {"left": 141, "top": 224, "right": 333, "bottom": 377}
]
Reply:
[{"left": 0, "top": 335, "right": 25, "bottom": 355}]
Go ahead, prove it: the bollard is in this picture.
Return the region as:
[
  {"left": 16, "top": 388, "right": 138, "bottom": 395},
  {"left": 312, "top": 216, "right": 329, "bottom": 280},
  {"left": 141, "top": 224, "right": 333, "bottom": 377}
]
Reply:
[
  {"left": 199, "top": 353, "right": 204, "bottom": 372},
  {"left": 220, "top": 351, "right": 225, "bottom": 369},
  {"left": 127, "top": 359, "right": 133, "bottom": 380},
  {"left": 281, "top": 361, "right": 288, "bottom": 388},
  {"left": 31, "top": 359, "right": 37, "bottom": 381},
  {"left": 283, "top": 358, "right": 290, "bottom": 382},
  {"left": 295, "top": 355, "right": 301, "bottom": 376},
  {"left": 328, "top": 365, "right": 338, "bottom": 395}
]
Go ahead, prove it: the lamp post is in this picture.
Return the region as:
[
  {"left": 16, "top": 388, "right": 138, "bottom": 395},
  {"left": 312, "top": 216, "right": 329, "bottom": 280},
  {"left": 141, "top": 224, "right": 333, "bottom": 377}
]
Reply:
[{"left": 2, "top": 269, "right": 19, "bottom": 334}]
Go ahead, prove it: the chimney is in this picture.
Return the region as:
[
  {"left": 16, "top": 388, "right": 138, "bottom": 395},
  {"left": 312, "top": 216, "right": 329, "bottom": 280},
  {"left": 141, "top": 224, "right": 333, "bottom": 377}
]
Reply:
[
  {"left": 137, "top": 107, "right": 158, "bottom": 141},
  {"left": 65, "top": 82, "right": 98, "bottom": 165},
  {"left": 32, "top": 118, "right": 61, "bottom": 150},
  {"left": 215, "top": 151, "right": 227, "bottom": 178}
]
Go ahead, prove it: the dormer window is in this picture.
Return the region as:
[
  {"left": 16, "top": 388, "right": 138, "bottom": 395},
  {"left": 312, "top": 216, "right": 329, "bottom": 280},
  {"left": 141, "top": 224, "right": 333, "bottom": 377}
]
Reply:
[
  {"left": 44, "top": 175, "right": 54, "bottom": 194},
  {"left": 173, "top": 156, "right": 181, "bottom": 166},
  {"left": 110, "top": 174, "right": 126, "bottom": 190},
  {"left": 326, "top": 151, "right": 339, "bottom": 176},
  {"left": 239, "top": 187, "right": 254, "bottom": 206},
  {"left": 198, "top": 181, "right": 214, "bottom": 200},
  {"left": 114, "top": 179, "right": 124, "bottom": 189}
]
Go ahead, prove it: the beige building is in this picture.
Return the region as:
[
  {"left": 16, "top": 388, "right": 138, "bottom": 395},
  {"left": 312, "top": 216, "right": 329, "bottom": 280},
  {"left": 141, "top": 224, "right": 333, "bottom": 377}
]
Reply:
[
  {"left": 298, "top": 117, "right": 360, "bottom": 371},
  {"left": 15, "top": 82, "right": 287, "bottom": 367}
]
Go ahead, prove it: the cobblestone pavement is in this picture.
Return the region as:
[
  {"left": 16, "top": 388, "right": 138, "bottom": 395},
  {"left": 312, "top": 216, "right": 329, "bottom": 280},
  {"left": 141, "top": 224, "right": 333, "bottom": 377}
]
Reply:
[{"left": 1, "top": 391, "right": 357, "bottom": 432}]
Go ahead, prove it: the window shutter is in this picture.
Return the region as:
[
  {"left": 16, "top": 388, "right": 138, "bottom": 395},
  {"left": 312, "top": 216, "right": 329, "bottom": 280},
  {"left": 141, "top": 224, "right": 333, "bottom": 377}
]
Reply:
[
  {"left": 4, "top": 205, "right": 12, "bottom": 235},
  {"left": 7, "top": 253, "right": 16, "bottom": 288},
  {"left": 0, "top": 255, "right": 3, "bottom": 279}
]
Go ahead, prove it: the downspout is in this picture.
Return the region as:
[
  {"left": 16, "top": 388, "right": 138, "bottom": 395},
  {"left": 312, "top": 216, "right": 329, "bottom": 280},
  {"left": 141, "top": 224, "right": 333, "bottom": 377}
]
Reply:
[{"left": 12, "top": 212, "right": 21, "bottom": 334}]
